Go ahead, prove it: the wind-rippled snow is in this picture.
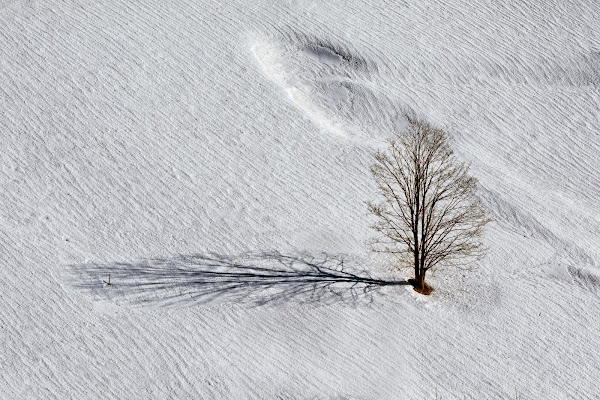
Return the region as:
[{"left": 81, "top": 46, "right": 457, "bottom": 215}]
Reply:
[{"left": 1, "top": 0, "right": 599, "bottom": 398}]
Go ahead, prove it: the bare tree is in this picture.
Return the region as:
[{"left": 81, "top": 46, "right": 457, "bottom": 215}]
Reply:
[{"left": 368, "top": 120, "right": 489, "bottom": 294}]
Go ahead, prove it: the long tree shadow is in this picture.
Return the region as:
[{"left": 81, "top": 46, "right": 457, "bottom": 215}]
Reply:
[{"left": 66, "top": 251, "right": 410, "bottom": 307}]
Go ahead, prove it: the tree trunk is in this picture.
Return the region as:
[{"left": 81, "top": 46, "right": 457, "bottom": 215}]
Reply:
[
  {"left": 412, "top": 269, "right": 432, "bottom": 295},
  {"left": 414, "top": 252, "right": 420, "bottom": 288}
]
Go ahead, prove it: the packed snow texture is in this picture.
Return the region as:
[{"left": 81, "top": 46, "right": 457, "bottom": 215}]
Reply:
[{"left": 1, "top": 0, "right": 600, "bottom": 398}]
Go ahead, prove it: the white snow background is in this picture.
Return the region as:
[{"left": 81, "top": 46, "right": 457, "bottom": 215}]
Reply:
[{"left": 1, "top": 0, "right": 600, "bottom": 398}]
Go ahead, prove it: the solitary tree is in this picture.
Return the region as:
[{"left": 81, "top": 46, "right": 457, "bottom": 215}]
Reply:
[{"left": 368, "top": 120, "right": 489, "bottom": 294}]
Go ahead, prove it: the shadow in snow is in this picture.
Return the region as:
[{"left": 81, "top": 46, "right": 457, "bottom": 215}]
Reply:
[{"left": 67, "top": 251, "right": 409, "bottom": 307}]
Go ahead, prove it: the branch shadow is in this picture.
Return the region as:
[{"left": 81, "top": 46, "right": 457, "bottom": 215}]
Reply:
[{"left": 66, "top": 251, "right": 410, "bottom": 308}]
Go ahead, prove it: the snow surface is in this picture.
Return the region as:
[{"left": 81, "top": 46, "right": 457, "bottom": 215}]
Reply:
[{"left": 1, "top": 0, "right": 600, "bottom": 398}]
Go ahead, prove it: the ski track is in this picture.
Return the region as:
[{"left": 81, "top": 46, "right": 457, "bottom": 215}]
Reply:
[{"left": 1, "top": 0, "right": 600, "bottom": 398}]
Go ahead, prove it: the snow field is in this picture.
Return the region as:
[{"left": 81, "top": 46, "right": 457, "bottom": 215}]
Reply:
[{"left": 1, "top": 0, "right": 600, "bottom": 398}]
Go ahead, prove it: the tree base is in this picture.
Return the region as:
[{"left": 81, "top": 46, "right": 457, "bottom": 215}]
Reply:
[{"left": 408, "top": 279, "right": 433, "bottom": 295}]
